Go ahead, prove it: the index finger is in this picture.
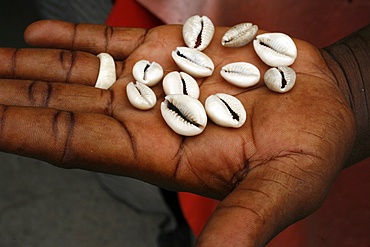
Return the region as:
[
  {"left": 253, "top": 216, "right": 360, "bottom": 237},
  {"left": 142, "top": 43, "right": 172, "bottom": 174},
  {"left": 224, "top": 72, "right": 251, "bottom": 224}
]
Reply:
[{"left": 24, "top": 20, "right": 148, "bottom": 60}]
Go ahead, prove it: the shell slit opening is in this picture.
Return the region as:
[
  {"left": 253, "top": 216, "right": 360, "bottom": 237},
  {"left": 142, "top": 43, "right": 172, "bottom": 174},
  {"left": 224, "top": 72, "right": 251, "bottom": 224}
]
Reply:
[
  {"left": 259, "top": 41, "right": 269, "bottom": 48},
  {"left": 195, "top": 21, "right": 204, "bottom": 49},
  {"left": 181, "top": 78, "right": 188, "bottom": 95},
  {"left": 135, "top": 85, "right": 141, "bottom": 94},
  {"left": 219, "top": 98, "right": 240, "bottom": 121},
  {"left": 280, "top": 70, "right": 287, "bottom": 89},
  {"left": 259, "top": 41, "right": 278, "bottom": 54},
  {"left": 176, "top": 50, "right": 187, "bottom": 59},
  {"left": 167, "top": 102, "right": 200, "bottom": 127},
  {"left": 176, "top": 50, "right": 201, "bottom": 68},
  {"left": 143, "top": 63, "right": 150, "bottom": 80}
]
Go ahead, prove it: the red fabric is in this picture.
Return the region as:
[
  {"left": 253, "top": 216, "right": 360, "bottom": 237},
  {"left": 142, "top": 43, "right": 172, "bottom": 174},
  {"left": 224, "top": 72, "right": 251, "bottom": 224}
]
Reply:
[
  {"left": 106, "top": 0, "right": 163, "bottom": 28},
  {"left": 268, "top": 159, "right": 370, "bottom": 246},
  {"left": 177, "top": 192, "right": 219, "bottom": 236},
  {"left": 106, "top": 1, "right": 370, "bottom": 245}
]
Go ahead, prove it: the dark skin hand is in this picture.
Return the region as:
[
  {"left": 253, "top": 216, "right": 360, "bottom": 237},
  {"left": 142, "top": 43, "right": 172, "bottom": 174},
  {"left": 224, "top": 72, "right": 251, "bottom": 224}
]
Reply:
[{"left": 0, "top": 20, "right": 355, "bottom": 246}]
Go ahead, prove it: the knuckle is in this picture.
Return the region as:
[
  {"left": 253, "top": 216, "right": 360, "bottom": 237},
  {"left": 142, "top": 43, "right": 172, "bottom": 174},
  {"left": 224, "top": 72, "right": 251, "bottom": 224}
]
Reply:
[{"left": 28, "top": 80, "right": 53, "bottom": 107}]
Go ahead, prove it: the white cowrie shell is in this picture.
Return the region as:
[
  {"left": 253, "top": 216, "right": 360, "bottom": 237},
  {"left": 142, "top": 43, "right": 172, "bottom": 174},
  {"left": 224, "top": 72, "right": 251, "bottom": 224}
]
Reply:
[
  {"left": 253, "top": 33, "right": 297, "bottom": 67},
  {"left": 126, "top": 81, "right": 157, "bottom": 110},
  {"left": 264, "top": 66, "right": 296, "bottom": 93},
  {"left": 220, "top": 62, "right": 260, "bottom": 88},
  {"left": 172, "top": 47, "right": 214, "bottom": 78},
  {"left": 162, "top": 71, "right": 200, "bottom": 99},
  {"left": 132, "top": 60, "right": 164, "bottom": 86},
  {"left": 205, "top": 93, "right": 246, "bottom": 128},
  {"left": 221, "top": 22, "right": 258, "bottom": 48},
  {"left": 95, "top": 53, "right": 116, "bottom": 89},
  {"left": 183, "top": 15, "right": 214, "bottom": 51},
  {"left": 161, "top": 94, "right": 207, "bottom": 136}
]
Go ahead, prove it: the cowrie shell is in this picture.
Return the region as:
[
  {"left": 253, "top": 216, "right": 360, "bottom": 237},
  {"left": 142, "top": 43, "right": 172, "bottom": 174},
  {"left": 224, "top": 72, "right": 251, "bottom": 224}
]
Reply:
[
  {"left": 220, "top": 62, "right": 260, "bottom": 88},
  {"left": 95, "top": 53, "right": 116, "bottom": 89},
  {"left": 132, "top": 60, "right": 164, "bottom": 86},
  {"left": 171, "top": 47, "right": 214, "bottom": 78},
  {"left": 253, "top": 32, "right": 297, "bottom": 67},
  {"left": 221, "top": 22, "right": 258, "bottom": 48},
  {"left": 162, "top": 71, "right": 200, "bottom": 99},
  {"left": 161, "top": 94, "right": 207, "bottom": 136},
  {"left": 205, "top": 93, "right": 246, "bottom": 128},
  {"left": 126, "top": 81, "right": 157, "bottom": 110},
  {"left": 264, "top": 66, "right": 296, "bottom": 93},
  {"left": 183, "top": 15, "right": 214, "bottom": 51}
]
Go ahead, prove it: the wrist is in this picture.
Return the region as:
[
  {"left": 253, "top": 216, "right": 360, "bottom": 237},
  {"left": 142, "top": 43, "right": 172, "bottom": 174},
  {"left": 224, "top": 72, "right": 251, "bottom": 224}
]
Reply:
[{"left": 320, "top": 24, "right": 370, "bottom": 167}]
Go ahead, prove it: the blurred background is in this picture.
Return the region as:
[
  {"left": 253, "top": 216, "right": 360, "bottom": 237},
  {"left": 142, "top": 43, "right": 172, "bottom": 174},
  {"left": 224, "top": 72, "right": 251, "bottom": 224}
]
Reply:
[{"left": 0, "top": 0, "right": 39, "bottom": 48}]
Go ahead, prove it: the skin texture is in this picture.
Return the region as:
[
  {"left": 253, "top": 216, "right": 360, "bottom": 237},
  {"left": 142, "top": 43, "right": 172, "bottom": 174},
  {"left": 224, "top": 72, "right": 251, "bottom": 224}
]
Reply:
[{"left": 0, "top": 21, "right": 357, "bottom": 246}]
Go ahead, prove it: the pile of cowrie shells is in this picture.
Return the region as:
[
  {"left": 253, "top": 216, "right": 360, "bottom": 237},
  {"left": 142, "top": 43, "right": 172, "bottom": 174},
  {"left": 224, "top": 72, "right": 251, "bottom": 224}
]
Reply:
[{"left": 125, "top": 15, "right": 298, "bottom": 136}]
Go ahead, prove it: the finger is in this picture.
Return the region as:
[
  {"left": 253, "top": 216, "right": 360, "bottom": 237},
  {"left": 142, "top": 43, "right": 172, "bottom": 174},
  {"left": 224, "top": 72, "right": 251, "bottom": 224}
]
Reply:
[
  {"left": 196, "top": 158, "right": 333, "bottom": 247},
  {"left": 0, "top": 104, "right": 182, "bottom": 188},
  {"left": 0, "top": 79, "right": 113, "bottom": 114},
  {"left": 24, "top": 20, "right": 148, "bottom": 60},
  {"left": 0, "top": 48, "right": 101, "bottom": 85},
  {"left": 0, "top": 105, "right": 135, "bottom": 174}
]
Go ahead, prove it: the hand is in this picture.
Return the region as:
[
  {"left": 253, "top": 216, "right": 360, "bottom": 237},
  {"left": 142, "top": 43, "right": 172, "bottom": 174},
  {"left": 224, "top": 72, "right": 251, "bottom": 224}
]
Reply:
[{"left": 0, "top": 20, "right": 355, "bottom": 246}]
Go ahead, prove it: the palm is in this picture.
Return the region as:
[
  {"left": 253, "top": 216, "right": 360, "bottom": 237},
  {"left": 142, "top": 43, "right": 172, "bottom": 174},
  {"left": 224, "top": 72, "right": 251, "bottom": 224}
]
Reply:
[{"left": 0, "top": 21, "right": 355, "bottom": 246}]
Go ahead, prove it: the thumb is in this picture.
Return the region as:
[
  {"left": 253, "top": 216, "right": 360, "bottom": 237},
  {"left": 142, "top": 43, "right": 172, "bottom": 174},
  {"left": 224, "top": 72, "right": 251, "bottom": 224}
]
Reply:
[{"left": 195, "top": 159, "right": 332, "bottom": 247}]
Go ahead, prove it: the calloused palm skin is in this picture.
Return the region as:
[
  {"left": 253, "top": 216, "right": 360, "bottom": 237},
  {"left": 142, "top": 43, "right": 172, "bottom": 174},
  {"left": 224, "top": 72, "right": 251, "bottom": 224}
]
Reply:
[{"left": 0, "top": 21, "right": 355, "bottom": 246}]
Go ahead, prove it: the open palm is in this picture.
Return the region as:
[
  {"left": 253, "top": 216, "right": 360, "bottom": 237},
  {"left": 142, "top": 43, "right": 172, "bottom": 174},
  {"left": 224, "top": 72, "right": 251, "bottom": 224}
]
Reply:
[{"left": 0, "top": 21, "right": 355, "bottom": 246}]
